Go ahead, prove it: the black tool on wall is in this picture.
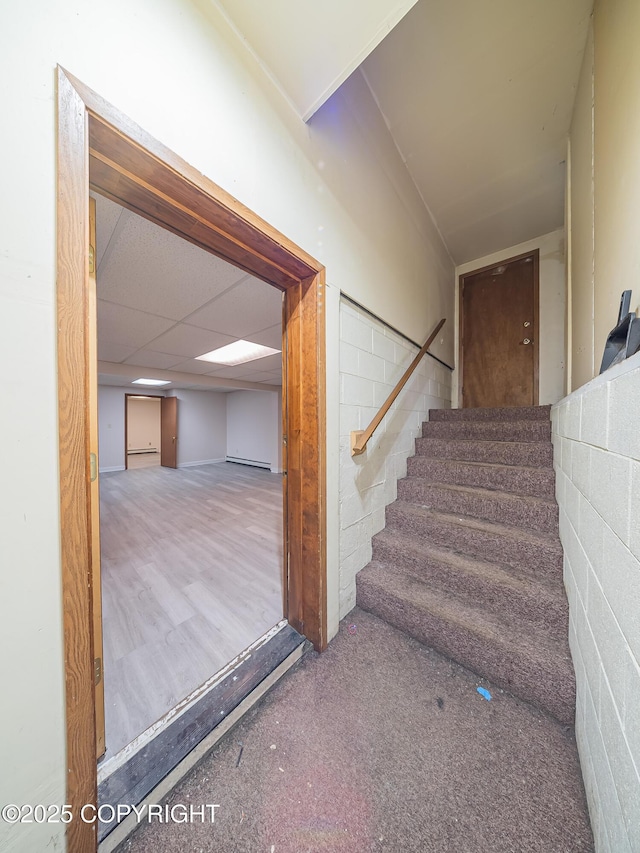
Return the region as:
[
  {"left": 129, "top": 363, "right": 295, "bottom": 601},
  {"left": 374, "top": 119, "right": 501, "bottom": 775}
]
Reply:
[{"left": 599, "top": 289, "right": 640, "bottom": 373}]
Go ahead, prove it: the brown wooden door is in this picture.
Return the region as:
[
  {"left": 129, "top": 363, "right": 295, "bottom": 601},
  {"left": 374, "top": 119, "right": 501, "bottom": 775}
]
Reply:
[
  {"left": 160, "top": 396, "right": 178, "bottom": 468},
  {"left": 460, "top": 251, "right": 538, "bottom": 408},
  {"left": 88, "top": 197, "right": 106, "bottom": 759}
]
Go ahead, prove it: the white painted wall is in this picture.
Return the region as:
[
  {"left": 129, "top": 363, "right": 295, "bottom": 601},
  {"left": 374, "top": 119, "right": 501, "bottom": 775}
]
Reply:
[
  {"left": 339, "top": 298, "right": 451, "bottom": 615},
  {"left": 567, "top": 22, "right": 595, "bottom": 391},
  {"left": 167, "top": 389, "right": 227, "bottom": 468},
  {"left": 552, "top": 353, "right": 640, "bottom": 853},
  {"left": 226, "top": 390, "right": 281, "bottom": 472},
  {"left": 454, "top": 229, "right": 566, "bottom": 407},
  {"left": 98, "top": 386, "right": 128, "bottom": 472},
  {"left": 0, "top": 0, "right": 453, "bottom": 848},
  {"left": 127, "top": 396, "right": 161, "bottom": 452}
]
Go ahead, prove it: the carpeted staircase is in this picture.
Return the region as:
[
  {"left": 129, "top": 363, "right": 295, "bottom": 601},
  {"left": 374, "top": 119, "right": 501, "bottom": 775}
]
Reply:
[{"left": 356, "top": 404, "right": 575, "bottom": 725}]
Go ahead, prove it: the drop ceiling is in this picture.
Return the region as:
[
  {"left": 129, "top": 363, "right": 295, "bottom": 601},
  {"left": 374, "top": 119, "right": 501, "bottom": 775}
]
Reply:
[
  {"left": 213, "top": 0, "right": 593, "bottom": 264},
  {"left": 94, "top": 193, "right": 283, "bottom": 392}
]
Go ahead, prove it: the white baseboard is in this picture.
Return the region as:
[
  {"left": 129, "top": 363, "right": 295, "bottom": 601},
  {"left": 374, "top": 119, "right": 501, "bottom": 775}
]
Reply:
[
  {"left": 226, "top": 456, "right": 271, "bottom": 469},
  {"left": 177, "top": 458, "right": 225, "bottom": 469},
  {"left": 99, "top": 465, "right": 126, "bottom": 473}
]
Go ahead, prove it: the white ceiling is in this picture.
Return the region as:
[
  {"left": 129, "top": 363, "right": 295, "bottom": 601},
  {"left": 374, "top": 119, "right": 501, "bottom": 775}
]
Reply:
[
  {"left": 214, "top": 0, "right": 419, "bottom": 120},
  {"left": 213, "top": 0, "right": 593, "bottom": 265},
  {"left": 94, "top": 194, "right": 283, "bottom": 392},
  {"left": 360, "top": 0, "right": 594, "bottom": 263}
]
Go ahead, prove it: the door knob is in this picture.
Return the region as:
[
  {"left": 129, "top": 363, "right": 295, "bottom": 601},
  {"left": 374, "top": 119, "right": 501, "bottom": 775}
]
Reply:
[
  {"left": 523, "top": 321, "right": 531, "bottom": 328},
  {"left": 521, "top": 338, "right": 531, "bottom": 345}
]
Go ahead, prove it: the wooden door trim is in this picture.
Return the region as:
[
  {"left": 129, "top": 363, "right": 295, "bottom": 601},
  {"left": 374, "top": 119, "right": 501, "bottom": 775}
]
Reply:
[
  {"left": 458, "top": 249, "right": 539, "bottom": 408},
  {"left": 57, "top": 66, "right": 326, "bottom": 852}
]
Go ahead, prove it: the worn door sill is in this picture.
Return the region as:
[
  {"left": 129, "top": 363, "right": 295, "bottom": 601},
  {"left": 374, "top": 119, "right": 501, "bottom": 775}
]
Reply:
[{"left": 97, "top": 621, "right": 307, "bottom": 848}]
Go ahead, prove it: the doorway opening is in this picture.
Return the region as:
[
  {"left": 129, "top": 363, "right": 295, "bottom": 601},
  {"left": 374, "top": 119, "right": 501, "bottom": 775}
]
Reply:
[
  {"left": 125, "top": 394, "right": 162, "bottom": 469},
  {"left": 57, "top": 67, "right": 326, "bottom": 852},
  {"left": 94, "top": 192, "right": 287, "bottom": 770}
]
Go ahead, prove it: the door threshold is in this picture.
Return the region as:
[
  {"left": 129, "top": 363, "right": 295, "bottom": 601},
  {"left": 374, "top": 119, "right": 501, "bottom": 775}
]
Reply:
[{"left": 97, "top": 621, "right": 307, "bottom": 846}]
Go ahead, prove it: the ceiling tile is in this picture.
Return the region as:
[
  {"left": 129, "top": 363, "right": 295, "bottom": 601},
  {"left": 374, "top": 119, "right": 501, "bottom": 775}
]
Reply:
[
  {"left": 166, "top": 358, "right": 225, "bottom": 375},
  {"left": 240, "top": 370, "right": 282, "bottom": 382},
  {"left": 146, "top": 324, "right": 236, "bottom": 358},
  {"left": 122, "top": 350, "right": 184, "bottom": 370},
  {"left": 186, "top": 277, "right": 283, "bottom": 336},
  {"left": 96, "top": 203, "right": 247, "bottom": 319},
  {"left": 97, "top": 300, "right": 176, "bottom": 348},
  {"left": 246, "top": 324, "right": 282, "bottom": 349},
  {"left": 242, "top": 353, "right": 282, "bottom": 372},
  {"left": 203, "top": 364, "right": 261, "bottom": 379},
  {"left": 97, "top": 340, "right": 138, "bottom": 363},
  {"left": 97, "top": 373, "right": 138, "bottom": 387},
  {"left": 93, "top": 194, "right": 125, "bottom": 267}
]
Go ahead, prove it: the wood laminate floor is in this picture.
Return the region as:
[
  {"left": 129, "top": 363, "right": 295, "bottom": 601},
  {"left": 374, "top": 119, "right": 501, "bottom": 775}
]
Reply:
[
  {"left": 126, "top": 452, "right": 160, "bottom": 469},
  {"left": 99, "top": 462, "right": 283, "bottom": 760}
]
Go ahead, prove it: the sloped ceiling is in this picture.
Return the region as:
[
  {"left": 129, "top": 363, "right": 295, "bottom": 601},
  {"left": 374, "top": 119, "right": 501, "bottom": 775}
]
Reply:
[
  {"left": 360, "top": 0, "right": 594, "bottom": 263},
  {"left": 214, "top": 0, "right": 419, "bottom": 119},
  {"left": 95, "top": 194, "right": 283, "bottom": 392},
  {"left": 212, "top": 0, "right": 592, "bottom": 264}
]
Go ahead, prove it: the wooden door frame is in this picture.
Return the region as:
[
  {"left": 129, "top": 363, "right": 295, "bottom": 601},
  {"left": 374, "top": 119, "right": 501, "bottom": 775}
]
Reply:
[
  {"left": 458, "top": 249, "right": 539, "bottom": 408},
  {"left": 124, "top": 393, "right": 163, "bottom": 470},
  {"left": 57, "top": 66, "right": 326, "bottom": 852}
]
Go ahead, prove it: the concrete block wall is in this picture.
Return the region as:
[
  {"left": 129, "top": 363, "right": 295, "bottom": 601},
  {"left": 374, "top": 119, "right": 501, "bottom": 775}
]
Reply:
[
  {"left": 552, "top": 351, "right": 640, "bottom": 853},
  {"left": 339, "top": 297, "right": 451, "bottom": 616}
]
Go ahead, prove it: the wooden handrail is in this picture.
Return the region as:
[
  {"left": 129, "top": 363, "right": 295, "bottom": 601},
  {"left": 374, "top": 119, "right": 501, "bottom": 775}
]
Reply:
[{"left": 350, "top": 318, "right": 446, "bottom": 456}]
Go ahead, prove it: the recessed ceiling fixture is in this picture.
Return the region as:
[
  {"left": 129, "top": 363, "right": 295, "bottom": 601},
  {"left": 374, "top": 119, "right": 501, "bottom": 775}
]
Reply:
[
  {"left": 131, "top": 378, "right": 171, "bottom": 386},
  {"left": 196, "top": 340, "right": 281, "bottom": 366}
]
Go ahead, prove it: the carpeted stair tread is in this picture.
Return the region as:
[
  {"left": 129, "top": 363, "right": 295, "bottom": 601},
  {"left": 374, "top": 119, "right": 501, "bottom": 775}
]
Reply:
[
  {"left": 384, "top": 500, "right": 562, "bottom": 576},
  {"left": 357, "top": 561, "right": 575, "bottom": 724},
  {"left": 415, "top": 437, "right": 553, "bottom": 467},
  {"left": 430, "top": 405, "right": 551, "bottom": 422},
  {"left": 422, "top": 419, "right": 550, "bottom": 442},
  {"left": 371, "top": 529, "right": 566, "bottom": 637},
  {"left": 407, "top": 456, "right": 555, "bottom": 498},
  {"left": 397, "top": 480, "right": 558, "bottom": 533}
]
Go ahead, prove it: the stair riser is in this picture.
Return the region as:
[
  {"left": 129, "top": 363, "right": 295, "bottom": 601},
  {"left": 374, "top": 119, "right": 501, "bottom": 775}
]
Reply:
[
  {"left": 430, "top": 405, "right": 551, "bottom": 423},
  {"left": 397, "top": 481, "right": 558, "bottom": 533},
  {"left": 371, "top": 537, "right": 567, "bottom": 638},
  {"left": 415, "top": 438, "right": 553, "bottom": 467},
  {"left": 356, "top": 576, "right": 574, "bottom": 724},
  {"left": 422, "top": 421, "right": 550, "bottom": 442},
  {"left": 407, "top": 457, "right": 556, "bottom": 499},
  {"left": 385, "top": 504, "right": 563, "bottom": 578}
]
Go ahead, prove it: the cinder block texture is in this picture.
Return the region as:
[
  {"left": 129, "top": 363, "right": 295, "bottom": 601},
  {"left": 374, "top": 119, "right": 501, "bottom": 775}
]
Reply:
[
  {"left": 552, "top": 353, "right": 640, "bottom": 853},
  {"left": 339, "top": 299, "right": 451, "bottom": 618}
]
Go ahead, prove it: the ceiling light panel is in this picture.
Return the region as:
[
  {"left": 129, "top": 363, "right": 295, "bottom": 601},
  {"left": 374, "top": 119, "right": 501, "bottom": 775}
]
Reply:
[
  {"left": 132, "top": 378, "right": 171, "bottom": 386},
  {"left": 196, "top": 340, "right": 281, "bottom": 366}
]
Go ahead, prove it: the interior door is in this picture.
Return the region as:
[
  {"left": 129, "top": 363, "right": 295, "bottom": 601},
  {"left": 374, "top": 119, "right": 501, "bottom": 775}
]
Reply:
[
  {"left": 460, "top": 252, "right": 538, "bottom": 408},
  {"left": 88, "top": 197, "right": 106, "bottom": 758},
  {"left": 160, "top": 396, "right": 178, "bottom": 468}
]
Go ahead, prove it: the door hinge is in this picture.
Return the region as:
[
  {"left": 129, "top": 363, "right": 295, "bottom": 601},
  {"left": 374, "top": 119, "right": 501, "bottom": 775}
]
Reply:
[
  {"left": 90, "top": 452, "right": 97, "bottom": 482},
  {"left": 94, "top": 657, "right": 102, "bottom": 686},
  {"left": 89, "top": 243, "right": 95, "bottom": 275}
]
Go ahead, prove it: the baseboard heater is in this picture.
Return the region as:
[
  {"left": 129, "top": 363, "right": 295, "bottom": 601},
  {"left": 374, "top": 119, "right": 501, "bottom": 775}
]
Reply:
[
  {"left": 226, "top": 456, "right": 270, "bottom": 469},
  {"left": 128, "top": 448, "right": 158, "bottom": 455}
]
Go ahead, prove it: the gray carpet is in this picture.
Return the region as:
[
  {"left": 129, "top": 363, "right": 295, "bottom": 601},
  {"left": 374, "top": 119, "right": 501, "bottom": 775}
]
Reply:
[
  {"left": 117, "top": 608, "right": 593, "bottom": 852},
  {"left": 357, "top": 405, "right": 575, "bottom": 724}
]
